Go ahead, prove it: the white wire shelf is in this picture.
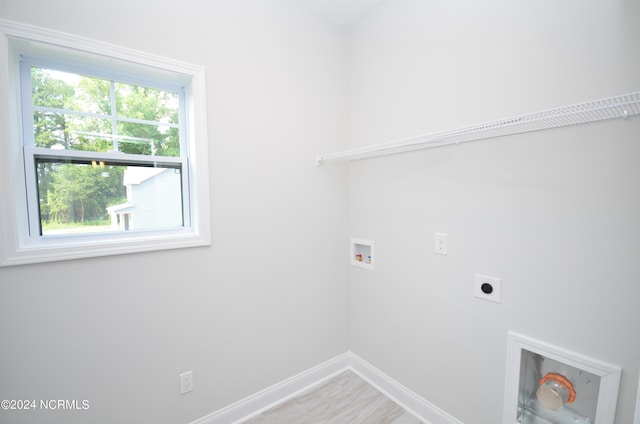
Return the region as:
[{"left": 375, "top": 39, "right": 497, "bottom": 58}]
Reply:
[{"left": 316, "top": 92, "right": 640, "bottom": 166}]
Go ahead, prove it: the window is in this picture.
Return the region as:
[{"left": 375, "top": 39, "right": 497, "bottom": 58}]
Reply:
[{"left": 0, "top": 20, "right": 211, "bottom": 266}]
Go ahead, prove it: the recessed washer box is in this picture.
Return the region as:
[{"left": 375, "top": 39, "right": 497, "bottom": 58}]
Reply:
[
  {"left": 351, "top": 238, "right": 374, "bottom": 270},
  {"left": 504, "top": 332, "right": 621, "bottom": 424}
]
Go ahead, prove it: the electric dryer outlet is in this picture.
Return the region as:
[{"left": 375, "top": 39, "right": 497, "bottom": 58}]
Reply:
[{"left": 474, "top": 274, "right": 501, "bottom": 303}]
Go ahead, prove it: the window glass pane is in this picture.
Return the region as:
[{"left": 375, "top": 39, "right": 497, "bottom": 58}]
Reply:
[
  {"left": 34, "top": 111, "right": 113, "bottom": 151},
  {"left": 115, "top": 82, "right": 180, "bottom": 125},
  {"left": 32, "top": 67, "right": 111, "bottom": 115},
  {"left": 117, "top": 121, "right": 180, "bottom": 157},
  {"left": 36, "top": 159, "right": 183, "bottom": 236},
  {"left": 32, "top": 110, "right": 69, "bottom": 148}
]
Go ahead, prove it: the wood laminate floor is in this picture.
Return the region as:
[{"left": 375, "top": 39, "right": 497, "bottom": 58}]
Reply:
[{"left": 239, "top": 370, "right": 423, "bottom": 424}]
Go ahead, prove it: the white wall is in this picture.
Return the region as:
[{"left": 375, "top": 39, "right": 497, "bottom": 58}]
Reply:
[
  {"left": 347, "top": 0, "right": 640, "bottom": 423},
  {"left": 2, "top": 1, "right": 639, "bottom": 423},
  {"left": 0, "top": 1, "right": 349, "bottom": 423}
]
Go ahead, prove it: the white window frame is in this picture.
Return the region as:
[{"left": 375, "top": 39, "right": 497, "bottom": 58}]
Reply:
[{"left": 0, "top": 20, "right": 211, "bottom": 266}]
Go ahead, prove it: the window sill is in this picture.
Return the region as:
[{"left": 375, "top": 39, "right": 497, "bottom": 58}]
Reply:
[{"left": 1, "top": 228, "right": 210, "bottom": 266}]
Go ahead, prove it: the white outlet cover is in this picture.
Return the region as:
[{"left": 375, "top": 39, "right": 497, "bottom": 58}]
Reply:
[
  {"left": 434, "top": 233, "right": 448, "bottom": 255},
  {"left": 474, "top": 274, "right": 501, "bottom": 303},
  {"left": 180, "top": 370, "right": 193, "bottom": 394}
]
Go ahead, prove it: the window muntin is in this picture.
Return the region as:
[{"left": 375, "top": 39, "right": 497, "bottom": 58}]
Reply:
[{"left": 21, "top": 60, "right": 189, "bottom": 238}]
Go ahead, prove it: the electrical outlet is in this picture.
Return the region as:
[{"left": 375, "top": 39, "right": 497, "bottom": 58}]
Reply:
[
  {"left": 434, "top": 233, "right": 448, "bottom": 255},
  {"left": 474, "top": 274, "right": 501, "bottom": 303},
  {"left": 179, "top": 371, "right": 193, "bottom": 395}
]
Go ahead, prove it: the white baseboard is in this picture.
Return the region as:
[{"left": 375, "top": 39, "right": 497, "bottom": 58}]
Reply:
[
  {"left": 190, "top": 351, "right": 463, "bottom": 424},
  {"left": 189, "top": 352, "right": 351, "bottom": 424},
  {"left": 348, "top": 353, "right": 464, "bottom": 424}
]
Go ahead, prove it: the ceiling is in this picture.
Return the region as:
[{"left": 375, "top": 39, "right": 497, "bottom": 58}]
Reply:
[{"left": 297, "top": 0, "right": 383, "bottom": 25}]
